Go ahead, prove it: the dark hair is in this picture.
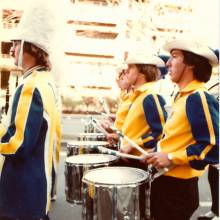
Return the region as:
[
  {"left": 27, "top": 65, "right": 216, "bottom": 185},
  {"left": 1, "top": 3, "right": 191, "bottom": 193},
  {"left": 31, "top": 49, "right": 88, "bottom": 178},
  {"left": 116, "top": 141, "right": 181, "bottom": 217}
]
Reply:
[
  {"left": 23, "top": 42, "right": 51, "bottom": 70},
  {"left": 182, "top": 50, "right": 212, "bottom": 82},
  {"left": 136, "top": 64, "right": 160, "bottom": 82}
]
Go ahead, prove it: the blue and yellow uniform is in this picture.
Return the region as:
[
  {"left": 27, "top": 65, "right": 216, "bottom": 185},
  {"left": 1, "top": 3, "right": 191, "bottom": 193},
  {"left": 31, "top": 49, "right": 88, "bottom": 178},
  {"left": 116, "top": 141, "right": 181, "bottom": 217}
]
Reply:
[
  {"left": 160, "top": 80, "right": 219, "bottom": 178},
  {"left": 0, "top": 66, "right": 61, "bottom": 219},
  {"left": 51, "top": 94, "right": 62, "bottom": 199},
  {"left": 121, "top": 82, "right": 167, "bottom": 155}
]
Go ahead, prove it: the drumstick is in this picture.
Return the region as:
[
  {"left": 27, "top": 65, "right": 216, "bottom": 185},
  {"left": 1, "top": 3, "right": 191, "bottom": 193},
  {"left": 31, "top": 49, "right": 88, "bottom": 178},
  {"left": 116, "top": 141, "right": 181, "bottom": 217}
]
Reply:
[
  {"left": 96, "top": 146, "right": 144, "bottom": 161},
  {"left": 94, "top": 111, "right": 114, "bottom": 125},
  {"left": 99, "top": 97, "right": 111, "bottom": 116},
  {"left": 91, "top": 117, "right": 169, "bottom": 176},
  {"left": 99, "top": 112, "right": 114, "bottom": 124},
  {"left": 90, "top": 118, "right": 110, "bottom": 136},
  {"left": 109, "top": 126, "right": 148, "bottom": 155},
  {"left": 109, "top": 125, "right": 170, "bottom": 175},
  {"left": 91, "top": 117, "right": 147, "bottom": 155}
]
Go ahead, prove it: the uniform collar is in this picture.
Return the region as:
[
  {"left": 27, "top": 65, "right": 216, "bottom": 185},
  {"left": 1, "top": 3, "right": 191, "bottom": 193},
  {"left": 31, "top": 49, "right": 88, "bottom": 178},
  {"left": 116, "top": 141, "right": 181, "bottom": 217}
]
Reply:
[
  {"left": 121, "top": 91, "right": 130, "bottom": 100},
  {"left": 129, "top": 82, "right": 155, "bottom": 101},
  {"left": 23, "top": 65, "right": 46, "bottom": 79},
  {"left": 179, "top": 80, "right": 206, "bottom": 93},
  {"left": 134, "top": 81, "right": 155, "bottom": 93}
]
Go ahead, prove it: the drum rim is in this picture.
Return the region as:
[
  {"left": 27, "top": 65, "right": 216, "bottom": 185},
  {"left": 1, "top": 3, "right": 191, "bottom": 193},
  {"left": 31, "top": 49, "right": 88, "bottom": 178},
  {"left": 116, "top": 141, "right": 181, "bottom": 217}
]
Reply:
[
  {"left": 62, "top": 133, "right": 106, "bottom": 142},
  {"left": 66, "top": 132, "right": 106, "bottom": 137},
  {"left": 67, "top": 141, "right": 109, "bottom": 146},
  {"left": 82, "top": 166, "right": 149, "bottom": 186},
  {"left": 65, "top": 154, "right": 118, "bottom": 165}
]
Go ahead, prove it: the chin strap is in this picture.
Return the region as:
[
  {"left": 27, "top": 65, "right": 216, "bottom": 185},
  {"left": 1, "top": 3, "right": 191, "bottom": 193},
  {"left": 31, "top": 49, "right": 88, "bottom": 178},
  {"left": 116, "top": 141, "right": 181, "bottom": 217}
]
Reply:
[{"left": 18, "top": 40, "right": 24, "bottom": 68}]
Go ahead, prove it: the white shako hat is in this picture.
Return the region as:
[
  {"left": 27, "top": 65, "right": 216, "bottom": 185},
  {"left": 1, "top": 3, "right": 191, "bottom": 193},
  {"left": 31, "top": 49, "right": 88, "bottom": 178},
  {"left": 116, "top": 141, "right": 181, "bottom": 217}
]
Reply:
[
  {"left": 163, "top": 37, "right": 219, "bottom": 67},
  {"left": 10, "top": 0, "right": 64, "bottom": 55}
]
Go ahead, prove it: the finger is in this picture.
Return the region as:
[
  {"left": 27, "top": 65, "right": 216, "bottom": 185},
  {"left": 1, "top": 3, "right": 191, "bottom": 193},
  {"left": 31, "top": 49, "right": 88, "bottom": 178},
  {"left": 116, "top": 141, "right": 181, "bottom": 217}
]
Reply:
[
  {"left": 141, "top": 158, "right": 149, "bottom": 164},
  {"left": 146, "top": 156, "right": 157, "bottom": 164}
]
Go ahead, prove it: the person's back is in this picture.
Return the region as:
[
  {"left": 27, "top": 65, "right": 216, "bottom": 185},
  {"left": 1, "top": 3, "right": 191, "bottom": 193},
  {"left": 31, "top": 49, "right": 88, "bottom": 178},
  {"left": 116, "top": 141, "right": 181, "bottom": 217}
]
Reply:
[
  {"left": 0, "top": 67, "right": 60, "bottom": 219},
  {"left": 0, "top": 1, "right": 61, "bottom": 219}
]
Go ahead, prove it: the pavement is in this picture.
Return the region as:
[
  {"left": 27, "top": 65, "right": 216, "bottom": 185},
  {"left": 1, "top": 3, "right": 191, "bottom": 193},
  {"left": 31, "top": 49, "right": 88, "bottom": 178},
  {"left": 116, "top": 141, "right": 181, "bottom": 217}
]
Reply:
[{"left": 48, "top": 115, "right": 216, "bottom": 220}]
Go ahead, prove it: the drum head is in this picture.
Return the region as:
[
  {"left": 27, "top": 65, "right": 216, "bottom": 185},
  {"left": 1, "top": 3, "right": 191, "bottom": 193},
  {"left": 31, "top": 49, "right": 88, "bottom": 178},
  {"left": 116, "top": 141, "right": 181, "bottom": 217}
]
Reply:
[
  {"left": 78, "top": 133, "right": 105, "bottom": 136},
  {"left": 68, "top": 133, "right": 105, "bottom": 137},
  {"left": 66, "top": 154, "right": 117, "bottom": 165},
  {"left": 83, "top": 167, "right": 148, "bottom": 186},
  {"left": 67, "top": 141, "right": 108, "bottom": 146}
]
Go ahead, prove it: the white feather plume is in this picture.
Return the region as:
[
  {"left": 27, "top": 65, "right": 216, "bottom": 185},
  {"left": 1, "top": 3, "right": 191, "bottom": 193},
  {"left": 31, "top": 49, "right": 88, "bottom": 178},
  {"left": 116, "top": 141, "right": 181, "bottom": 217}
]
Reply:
[
  {"left": 13, "top": 0, "right": 71, "bottom": 85},
  {"left": 14, "top": 0, "right": 66, "bottom": 54}
]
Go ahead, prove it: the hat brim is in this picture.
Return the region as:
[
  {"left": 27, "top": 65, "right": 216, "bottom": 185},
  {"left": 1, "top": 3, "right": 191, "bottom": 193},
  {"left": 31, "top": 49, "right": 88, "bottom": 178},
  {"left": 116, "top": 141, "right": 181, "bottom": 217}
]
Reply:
[
  {"left": 163, "top": 39, "right": 219, "bottom": 67},
  {"left": 125, "top": 55, "right": 165, "bottom": 67}
]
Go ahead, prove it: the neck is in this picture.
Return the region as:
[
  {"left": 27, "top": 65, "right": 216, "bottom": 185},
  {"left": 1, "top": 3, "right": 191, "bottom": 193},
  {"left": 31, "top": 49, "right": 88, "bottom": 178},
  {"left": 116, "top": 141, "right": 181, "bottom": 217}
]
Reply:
[
  {"left": 21, "top": 52, "right": 37, "bottom": 73},
  {"left": 23, "top": 64, "right": 36, "bottom": 73},
  {"left": 133, "top": 76, "right": 146, "bottom": 90},
  {"left": 177, "top": 70, "right": 195, "bottom": 90}
]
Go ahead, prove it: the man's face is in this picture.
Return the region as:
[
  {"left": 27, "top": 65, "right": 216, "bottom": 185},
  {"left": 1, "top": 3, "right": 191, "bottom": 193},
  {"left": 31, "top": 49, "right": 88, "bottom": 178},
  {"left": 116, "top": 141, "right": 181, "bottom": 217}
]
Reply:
[
  {"left": 166, "top": 49, "right": 187, "bottom": 83},
  {"left": 116, "top": 71, "right": 131, "bottom": 90},
  {"left": 10, "top": 40, "right": 21, "bottom": 66},
  {"left": 124, "top": 64, "right": 140, "bottom": 87}
]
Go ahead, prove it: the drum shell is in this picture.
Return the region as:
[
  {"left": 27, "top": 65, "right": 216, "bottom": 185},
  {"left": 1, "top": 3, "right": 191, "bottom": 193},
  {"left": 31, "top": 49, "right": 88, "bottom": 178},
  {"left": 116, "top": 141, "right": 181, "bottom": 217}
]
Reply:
[
  {"left": 65, "top": 133, "right": 107, "bottom": 142},
  {"left": 82, "top": 167, "right": 151, "bottom": 220},
  {"left": 67, "top": 141, "right": 109, "bottom": 157},
  {"left": 65, "top": 154, "right": 118, "bottom": 204}
]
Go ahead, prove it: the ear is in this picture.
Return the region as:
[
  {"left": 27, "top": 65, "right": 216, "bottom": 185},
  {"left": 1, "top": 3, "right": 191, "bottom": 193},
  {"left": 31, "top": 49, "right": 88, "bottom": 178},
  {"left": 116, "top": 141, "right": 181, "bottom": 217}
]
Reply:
[{"left": 187, "top": 64, "right": 195, "bottom": 70}]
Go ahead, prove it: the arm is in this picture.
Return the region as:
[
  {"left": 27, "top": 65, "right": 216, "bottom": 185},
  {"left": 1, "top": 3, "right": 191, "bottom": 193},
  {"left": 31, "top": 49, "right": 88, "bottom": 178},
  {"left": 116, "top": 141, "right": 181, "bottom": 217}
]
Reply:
[
  {"left": 171, "top": 91, "right": 219, "bottom": 169},
  {"left": 138, "top": 94, "right": 167, "bottom": 149},
  {"left": 55, "top": 110, "right": 61, "bottom": 163},
  {"left": 0, "top": 83, "right": 44, "bottom": 159}
]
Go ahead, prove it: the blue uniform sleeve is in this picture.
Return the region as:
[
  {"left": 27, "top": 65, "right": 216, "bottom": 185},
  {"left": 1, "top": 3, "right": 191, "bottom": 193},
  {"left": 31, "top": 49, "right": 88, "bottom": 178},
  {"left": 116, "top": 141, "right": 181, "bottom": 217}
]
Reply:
[
  {"left": 186, "top": 91, "right": 219, "bottom": 170},
  {"left": 141, "top": 94, "right": 167, "bottom": 149},
  {"left": 0, "top": 83, "right": 44, "bottom": 159}
]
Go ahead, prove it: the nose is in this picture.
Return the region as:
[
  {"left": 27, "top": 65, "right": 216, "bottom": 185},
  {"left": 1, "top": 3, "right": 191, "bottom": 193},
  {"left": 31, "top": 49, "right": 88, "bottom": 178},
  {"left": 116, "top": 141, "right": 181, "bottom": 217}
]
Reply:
[
  {"left": 10, "top": 45, "right": 15, "bottom": 57},
  {"left": 166, "top": 57, "right": 172, "bottom": 67}
]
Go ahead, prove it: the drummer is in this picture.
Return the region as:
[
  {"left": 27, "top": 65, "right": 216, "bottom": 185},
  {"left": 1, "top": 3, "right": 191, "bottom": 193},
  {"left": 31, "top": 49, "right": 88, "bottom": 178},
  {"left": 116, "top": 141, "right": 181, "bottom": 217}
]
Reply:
[
  {"left": 114, "top": 64, "right": 132, "bottom": 131},
  {"left": 141, "top": 38, "right": 219, "bottom": 220},
  {"left": 101, "top": 64, "right": 131, "bottom": 146},
  {"left": 107, "top": 52, "right": 168, "bottom": 168},
  {"left": 101, "top": 64, "right": 132, "bottom": 146}
]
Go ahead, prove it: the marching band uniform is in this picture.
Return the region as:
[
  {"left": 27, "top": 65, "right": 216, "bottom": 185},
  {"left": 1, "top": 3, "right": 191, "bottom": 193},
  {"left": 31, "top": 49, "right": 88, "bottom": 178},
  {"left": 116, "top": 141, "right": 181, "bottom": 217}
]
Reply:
[
  {"left": 119, "top": 54, "right": 168, "bottom": 158},
  {"left": 0, "top": 67, "right": 61, "bottom": 219},
  {"left": 114, "top": 91, "right": 131, "bottom": 131},
  {"left": 121, "top": 82, "right": 167, "bottom": 155},
  {"left": 151, "top": 80, "right": 219, "bottom": 219},
  {"left": 144, "top": 38, "right": 219, "bottom": 220},
  {"left": 0, "top": 1, "right": 63, "bottom": 219},
  {"left": 51, "top": 95, "right": 62, "bottom": 201}
]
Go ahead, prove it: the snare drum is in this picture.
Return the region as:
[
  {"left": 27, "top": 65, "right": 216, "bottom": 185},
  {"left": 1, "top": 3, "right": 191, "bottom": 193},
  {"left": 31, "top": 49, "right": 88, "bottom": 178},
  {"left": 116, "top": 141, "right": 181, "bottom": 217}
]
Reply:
[
  {"left": 82, "top": 166, "right": 151, "bottom": 220},
  {"left": 65, "top": 154, "right": 118, "bottom": 204},
  {"left": 67, "top": 141, "right": 109, "bottom": 157},
  {"left": 69, "top": 133, "right": 106, "bottom": 141},
  {"left": 84, "top": 122, "right": 100, "bottom": 133}
]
